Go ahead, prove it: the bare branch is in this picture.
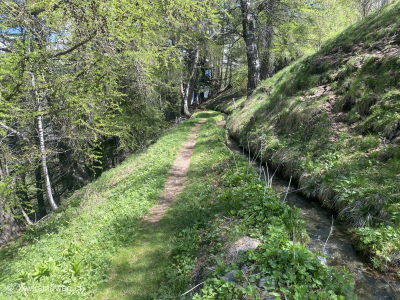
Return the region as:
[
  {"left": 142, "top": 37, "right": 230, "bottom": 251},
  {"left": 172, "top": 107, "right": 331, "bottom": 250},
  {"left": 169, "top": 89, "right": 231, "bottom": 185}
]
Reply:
[
  {"left": 0, "top": 122, "right": 30, "bottom": 142},
  {"left": 0, "top": 47, "right": 11, "bottom": 53},
  {"left": 52, "top": 34, "right": 95, "bottom": 58}
]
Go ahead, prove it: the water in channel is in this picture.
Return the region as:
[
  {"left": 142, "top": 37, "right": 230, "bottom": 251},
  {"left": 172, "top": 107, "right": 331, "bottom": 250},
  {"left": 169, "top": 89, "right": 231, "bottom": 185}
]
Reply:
[{"left": 226, "top": 136, "right": 400, "bottom": 300}]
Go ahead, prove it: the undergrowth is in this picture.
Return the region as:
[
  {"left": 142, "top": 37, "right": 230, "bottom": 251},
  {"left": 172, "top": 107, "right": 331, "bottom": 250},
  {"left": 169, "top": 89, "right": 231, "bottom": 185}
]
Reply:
[{"left": 156, "top": 113, "right": 355, "bottom": 299}]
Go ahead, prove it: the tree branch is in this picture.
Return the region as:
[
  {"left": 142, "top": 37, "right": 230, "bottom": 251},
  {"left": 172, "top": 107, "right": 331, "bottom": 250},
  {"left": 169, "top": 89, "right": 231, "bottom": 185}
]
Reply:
[
  {"left": 28, "top": 2, "right": 61, "bottom": 16},
  {"left": 52, "top": 34, "right": 95, "bottom": 58},
  {"left": 0, "top": 122, "right": 30, "bottom": 142}
]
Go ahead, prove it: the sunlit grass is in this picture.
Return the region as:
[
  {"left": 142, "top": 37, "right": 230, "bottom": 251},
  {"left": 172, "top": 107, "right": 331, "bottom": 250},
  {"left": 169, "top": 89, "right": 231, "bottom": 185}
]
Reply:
[{"left": 95, "top": 225, "right": 171, "bottom": 300}]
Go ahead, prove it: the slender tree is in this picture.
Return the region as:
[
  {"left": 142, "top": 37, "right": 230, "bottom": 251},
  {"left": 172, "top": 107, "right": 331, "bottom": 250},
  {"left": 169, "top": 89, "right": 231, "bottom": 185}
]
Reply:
[{"left": 240, "top": 0, "right": 261, "bottom": 95}]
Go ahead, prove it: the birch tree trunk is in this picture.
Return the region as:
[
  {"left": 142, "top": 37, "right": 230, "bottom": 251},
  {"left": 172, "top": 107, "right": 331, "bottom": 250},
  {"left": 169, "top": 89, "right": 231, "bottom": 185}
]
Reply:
[
  {"left": 240, "top": 0, "right": 261, "bottom": 96},
  {"left": 37, "top": 113, "right": 58, "bottom": 211},
  {"left": 31, "top": 72, "right": 58, "bottom": 211},
  {"left": 19, "top": 204, "right": 34, "bottom": 225}
]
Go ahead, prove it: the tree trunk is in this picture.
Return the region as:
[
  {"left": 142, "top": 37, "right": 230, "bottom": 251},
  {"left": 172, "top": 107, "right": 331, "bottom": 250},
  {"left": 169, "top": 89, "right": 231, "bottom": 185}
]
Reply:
[
  {"left": 0, "top": 160, "right": 3, "bottom": 181},
  {"left": 37, "top": 114, "right": 58, "bottom": 211},
  {"left": 260, "top": 0, "right": 278, "bottom": 80},
  {"left": 16, "top": 173, "right": 33, "bottom": 225},
  {"left": 228, "top": 59, "right": 233, "bottom": 85},
  {"left": 0, "top": 200, "right": 21, "bottom": 246},
  {"left": 19, "top": 205, "right": 33, "bottom": 225},
  {"left": 224, "top": 52, "right": 230, "bottom": 86},
  {"left": 182, "top": 48, "right": 200, "bottom": 117},
  {"left": 260, "top": 24, "right": 273, "bottom": 80},
  {"left": 35, "top": 164, "right": 46, "bottom": 217},
  {"left": 217, "top": 56, "right": 223, "bottom": 91},
  {"left": 183, "top": 81, "right": 193, "bottom": 117},
  {"left": 0, "top": 160, "right": 21, "bottom": 245},
  {"left": 180, "top": 81, "right": 186, "bottom": 116},
  {"left": 31, "top": 71, "right": 58, "bottom": 211},
  {"left": 240, "top": 0, "right": 260, "bottom": 96}
]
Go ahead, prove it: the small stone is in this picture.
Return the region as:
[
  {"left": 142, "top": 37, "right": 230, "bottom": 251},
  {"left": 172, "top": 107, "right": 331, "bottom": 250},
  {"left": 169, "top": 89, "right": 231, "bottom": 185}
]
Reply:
[
  {"left": 258, "top": 277, "right": 267, "bottom": 287},
  {"left": 241, "top": 265, "right": 249, "bottom": 273},
  {"left": 261, "top": 291, "right": 277, "bottom": 300},
  {"left": 258, "top": 277, "right": 275, "bottom": 288},
  {"left": 227, "top": 237, "right": 261, "bottom": 260},
  {"left": 222, "top": 270, "right": 236, "bottom": 282}
]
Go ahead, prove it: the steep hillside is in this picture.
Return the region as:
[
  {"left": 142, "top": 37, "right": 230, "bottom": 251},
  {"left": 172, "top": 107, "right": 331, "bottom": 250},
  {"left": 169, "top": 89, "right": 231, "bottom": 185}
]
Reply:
[{"left": 221, "top": 1, "right": 400, "bottom": 272}]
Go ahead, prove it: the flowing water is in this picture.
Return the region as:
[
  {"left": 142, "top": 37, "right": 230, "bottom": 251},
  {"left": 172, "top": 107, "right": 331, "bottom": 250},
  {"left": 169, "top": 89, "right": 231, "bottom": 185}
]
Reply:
[{"left": 226, "top": 136, "right": 400, "bottom": 300}]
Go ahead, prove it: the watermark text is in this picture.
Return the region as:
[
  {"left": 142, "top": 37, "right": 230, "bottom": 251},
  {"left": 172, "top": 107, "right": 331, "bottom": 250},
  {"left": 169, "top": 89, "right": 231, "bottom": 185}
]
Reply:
[{"left": 6, "top": 284, "right": 85, "bottom": 293}]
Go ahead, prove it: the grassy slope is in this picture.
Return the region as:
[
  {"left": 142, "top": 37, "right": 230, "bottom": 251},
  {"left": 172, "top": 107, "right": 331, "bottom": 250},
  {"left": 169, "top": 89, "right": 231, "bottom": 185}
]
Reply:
[
  {"left": 0, "top": 119, "right": 198, "bottom": 299},
  {"left": 221, "top": 1, "right": 400, "bottom": 272}
]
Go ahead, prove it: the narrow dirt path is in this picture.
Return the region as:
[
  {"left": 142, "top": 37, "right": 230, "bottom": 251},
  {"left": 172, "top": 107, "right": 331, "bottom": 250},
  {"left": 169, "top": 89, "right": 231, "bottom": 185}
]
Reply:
[{"left": 143, "top": 121, "right": 203, "bottom": 227}]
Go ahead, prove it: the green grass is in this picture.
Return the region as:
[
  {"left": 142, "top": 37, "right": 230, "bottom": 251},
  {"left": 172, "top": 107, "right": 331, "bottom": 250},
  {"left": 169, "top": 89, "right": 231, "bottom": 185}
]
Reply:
[
  {"left": 155, "top": 112, "right": 355, "bottom": 299},
  {"left": 94, "top": 226, "right": 172, "bottom": 299},
  {"left": 219, "top": 0, "right": 400, "bottom": 272},
  {"left": 0, "top": 118, "right": 199, "bottom": 299}
]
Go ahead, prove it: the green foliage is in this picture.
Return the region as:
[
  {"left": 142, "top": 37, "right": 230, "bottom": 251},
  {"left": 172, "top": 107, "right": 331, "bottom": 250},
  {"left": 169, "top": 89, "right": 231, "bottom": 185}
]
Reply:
[
  {"left": 32, "top": 260, "right": 56, "bottom": 280},
  {"left": 355, "top": 226, "right": 400, "bottom": 270},
  {"left": 197, "top": 243, "right": 355, "bottom": 300}
]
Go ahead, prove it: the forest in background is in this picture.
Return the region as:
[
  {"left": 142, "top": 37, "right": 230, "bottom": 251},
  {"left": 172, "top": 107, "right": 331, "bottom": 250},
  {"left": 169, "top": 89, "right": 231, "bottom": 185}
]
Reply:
[{"left": 0, "top": 0, "right": 392, "bottom": 245}]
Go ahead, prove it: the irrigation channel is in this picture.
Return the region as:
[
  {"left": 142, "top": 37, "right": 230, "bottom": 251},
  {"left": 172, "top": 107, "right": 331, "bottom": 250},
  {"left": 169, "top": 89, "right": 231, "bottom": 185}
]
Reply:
[{"left": 225, "top": 135, "right": 400, "bottom": 300}]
